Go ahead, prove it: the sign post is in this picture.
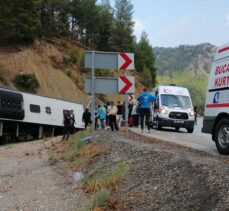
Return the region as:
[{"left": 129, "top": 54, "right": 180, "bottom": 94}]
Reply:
[
  {"left": 125, "top": 70, "right": 129, "bottom": 137},
  {"left": 85, "top": 51, "right": 135, "bottom": 138},
  {"left": 91, "top": 51, "right": 95, "bottom": 140}
]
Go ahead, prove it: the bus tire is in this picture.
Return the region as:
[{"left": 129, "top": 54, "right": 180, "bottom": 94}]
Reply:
[{"left": 214, "top": 118, "right": 229, "bottom": 155}]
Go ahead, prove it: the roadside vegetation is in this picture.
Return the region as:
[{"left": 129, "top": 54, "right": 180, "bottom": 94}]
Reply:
[
  {"left": 13, "top": 72, "right": 40, "bottom": 93},
  {"left": 61, "top": 131, "right": 129, "bottom": 210}
]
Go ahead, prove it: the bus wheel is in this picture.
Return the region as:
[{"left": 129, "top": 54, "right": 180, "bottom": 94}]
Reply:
[
  {"left": 175, "top": 127, "right": 180, "bottom": 131},
  {"left": 214, "top": 118, "right": 229, "bottom": 155}
]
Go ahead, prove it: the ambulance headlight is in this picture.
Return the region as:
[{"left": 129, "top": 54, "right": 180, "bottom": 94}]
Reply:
[
  {"left": 189, "top": 111, "right": 194, "bottom": 116},
  {"left": 160, "top": 108, "right": 168, "bottom": 114}
]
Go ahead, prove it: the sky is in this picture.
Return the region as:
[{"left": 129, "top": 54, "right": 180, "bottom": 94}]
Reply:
[{"left": 129, "top": 0, "right": 229, "bottom": 47}]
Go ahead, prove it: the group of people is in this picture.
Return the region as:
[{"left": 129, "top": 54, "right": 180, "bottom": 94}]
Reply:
[
  {"left": 62, "top": 88, "right": 199, "bottom": 140},
  {"left": 82, "top": 101, "right": 121, "bottom": 132},
  {"left": 81, "top": 87, "right": 157, "bottom": 133}
]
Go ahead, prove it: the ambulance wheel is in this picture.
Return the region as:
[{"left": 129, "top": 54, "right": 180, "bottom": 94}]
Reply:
[
  {"left": 214, "top": 118, "right": 229, "bottom": 155},
  {"left": 156, "top": 118, "right": 161, "bottom": 130},
  {"left": 187, "top": 127, "right": 194, "bottom": 133}
]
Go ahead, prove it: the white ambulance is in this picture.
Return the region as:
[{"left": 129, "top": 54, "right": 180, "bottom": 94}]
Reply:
[
  {"left": 151, "top": 85, "right": 195, "bottom": 133},
  {"left": 202, "top": 44, "right": 229, "bottom": 155}
]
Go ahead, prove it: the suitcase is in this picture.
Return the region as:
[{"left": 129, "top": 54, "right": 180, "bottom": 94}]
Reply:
[{"left": 128, "top": 117, "right": 134, "bottom": 127}]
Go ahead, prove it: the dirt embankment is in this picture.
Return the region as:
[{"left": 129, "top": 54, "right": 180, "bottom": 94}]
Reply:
[
  {"left": 0, "top": 38, "right": 88, "bottom": 105},
  {"left": 0, "top": 38, "right": 145, "bottom": 106},
  {"left": 1, "top": 130, "right": 228, "bottom": 211}
]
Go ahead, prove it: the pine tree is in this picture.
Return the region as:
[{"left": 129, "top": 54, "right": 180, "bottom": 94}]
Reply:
[
  {"left": 135, "top": 31, "right": 157, "bottom": 86},
  {"left": 38, "top": 0, "right": 70, "bottom": 37},
  {"left": 109, "top": 0, "right": 135, "bottom": 52},
  {"left": 0, "top": 0, "right": 41, "bottom": 43},
  {"left": 95, "top": 0, "right": 113, "bottom": 50},
  {"left": 70, "top": 0, "right": 100, "bottom": 47}
]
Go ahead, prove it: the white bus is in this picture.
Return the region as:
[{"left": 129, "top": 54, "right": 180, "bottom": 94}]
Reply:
[{"left": 0, "top": 87, "right": 84, "bottom": 143}]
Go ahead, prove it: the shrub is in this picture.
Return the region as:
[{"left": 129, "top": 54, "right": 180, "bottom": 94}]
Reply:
[
  {"left": 95, "top": 69, "right": 112, "bottom": 77},
  {"left": 68, "top": 48, "right": 80, "bottom": 63},
  {"left": 63, "top": 55, "right": 71, "bottom": 64},
  {"left": 63, "top": 48, "right": 81, "bottom": 65},
  {"left": 65, "top": 131, "right": 90, "bottom": 162},
  {"left": 92, "top": 189, "right": 110, "bottom": 208},
  {"left": 13, "top": 72, "right": 39, "bottom": 93},
  {"left": 64, "top": 68, "right": 72, "bottom": 77}
]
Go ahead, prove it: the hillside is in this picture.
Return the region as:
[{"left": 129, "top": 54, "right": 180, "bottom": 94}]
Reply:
[
  {"left": 0, "top": 38, "right": 91, "bottom": 105},
  {"left": 154, "top": 43, "right": 217, "bottom": 74},
  {"left": 0, "top": 38, "right": 145, "bottom": 106}
]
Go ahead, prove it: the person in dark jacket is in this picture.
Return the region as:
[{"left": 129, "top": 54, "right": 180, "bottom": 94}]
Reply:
[
  {"left": 82, "top": 108, "right": 91, "bottom": 129},
  {"left": 70, "top": 110, "right": 76, "bottom": 133},
  {"left": 117, "top": 101, "right": 123, "bottom": 127},
  {"left": 62, "top": 110, "right": 71, "bottom": 141}
]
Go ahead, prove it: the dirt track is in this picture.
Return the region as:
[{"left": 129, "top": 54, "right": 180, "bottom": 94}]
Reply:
[{"left": 0, "top": 138, "right": 87, "bottom": 211}]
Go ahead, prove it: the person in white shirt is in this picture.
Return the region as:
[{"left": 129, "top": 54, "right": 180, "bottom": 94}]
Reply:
[
  {"left": 131, "top": 100, "right": 139, "bottom": 127},
  {"left": 107, "top": 101, "right": 118, "bottom": 131}
]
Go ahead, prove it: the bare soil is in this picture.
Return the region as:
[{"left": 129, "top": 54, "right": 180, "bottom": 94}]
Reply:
[{"left": 0, "top": 138, "right": 88, "bottom": 211}]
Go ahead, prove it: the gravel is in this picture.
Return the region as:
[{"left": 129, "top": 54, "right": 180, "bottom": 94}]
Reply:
[
  {"left": 0, "top": 130, "right": 228, "bottom": 211},
  {"left": 95, "top": 130, "right": 229, "bottom": 211}
]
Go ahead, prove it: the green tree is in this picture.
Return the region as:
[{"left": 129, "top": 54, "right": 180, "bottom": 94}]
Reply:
[
  {"left": 109, "top": 0, "right": 135, "bottom": 52},
  {"left": 135, "top": 31, "right": 157, "bottom": 86},
  {"left": 70, "top": 0, "right": 100, "bottom": 47},
  {"left": 141, "top": 67, "right": 152, "bottom": 87},
  {"left": 157, "top": 72, "right": 208, "bottom": 112},
  {"left": 0, "top": 0, "right": 41, "bottom": 43},
  {"left": 38, "top": 0, "right": 70, "bottom": 37},
  {"left": 95, "top": 0, "right": 113, "bottom": 50}
]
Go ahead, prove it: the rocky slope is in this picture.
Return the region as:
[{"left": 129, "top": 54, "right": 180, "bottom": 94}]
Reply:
[{"left": 154, "top": 43, "right": 217, "bottom": 75}]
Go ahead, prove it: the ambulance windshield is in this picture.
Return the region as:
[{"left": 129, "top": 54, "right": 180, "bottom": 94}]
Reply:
[{"left": 161, "top": 94, "right": 192, "bottom": 108}]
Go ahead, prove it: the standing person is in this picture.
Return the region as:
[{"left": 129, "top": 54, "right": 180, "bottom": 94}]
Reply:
[
  {"left": 98, "top": 104, "right": 106, "bottom": 129},
  {"left": 117, "top": 101, "right": 123, "bottom": 127},
  {"left": 105, "top": 102, "right": 110, "bottom": 128},
  {"left": 70, "top": 110, "right": 76, "bottom": 133},
  {"left": 94, "top": 105, "right": 100, "bottom": 130},
  {"left": 137, "top": 88, "right": 156, "bottom": 133},
  {"left": 82, "top": 108, "right": 91, "bottom": 129},
  {"left": 107, "top": 101, "right": 118, "bottom": 131},
  {"left": 194, "top": 106, "right": 198, "bottom": 125},
  {"left": 131, "top": 100, "right": 139, "bottom": 127},
  {"left": 62, "top": 110, "right": 71, "bottom": 141}
]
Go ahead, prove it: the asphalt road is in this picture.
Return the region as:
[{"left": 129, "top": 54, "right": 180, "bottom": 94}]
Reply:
[{"left": 130, "top": 117, "right": 220, "bottom": 156}]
